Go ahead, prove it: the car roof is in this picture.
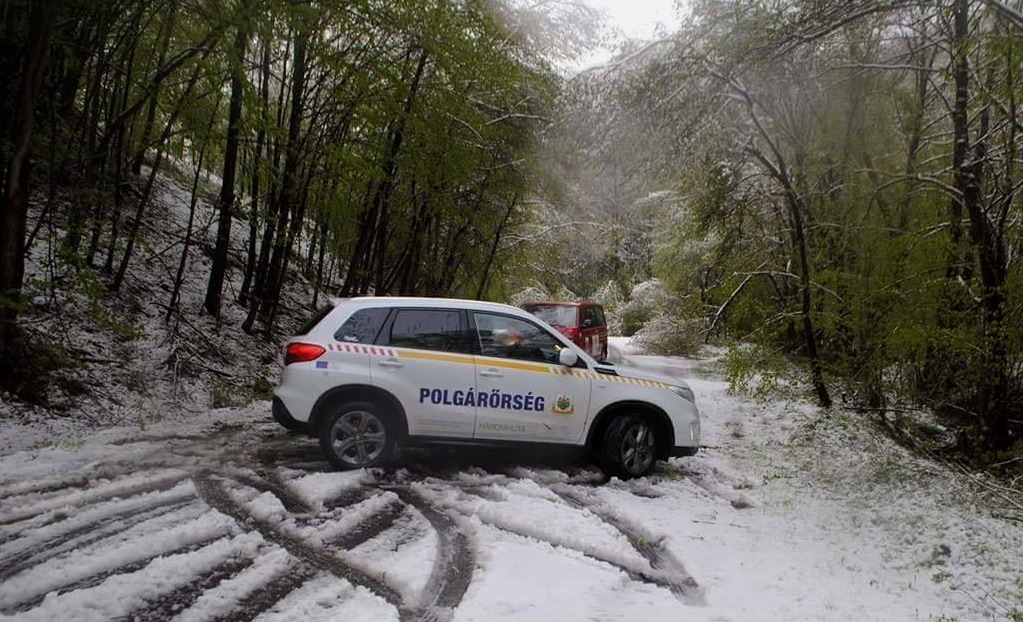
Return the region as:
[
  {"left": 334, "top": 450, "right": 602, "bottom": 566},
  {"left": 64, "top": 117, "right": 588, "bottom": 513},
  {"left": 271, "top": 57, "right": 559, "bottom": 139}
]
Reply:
[
  {"left": 330, "top": 296, "right": 527, "bottom": 315},
  {"left": 521, "top": 300, "right": 600, "bottom": 307},
  {"left": 321, "top": 296, "right": 600, "bottom": 367}
]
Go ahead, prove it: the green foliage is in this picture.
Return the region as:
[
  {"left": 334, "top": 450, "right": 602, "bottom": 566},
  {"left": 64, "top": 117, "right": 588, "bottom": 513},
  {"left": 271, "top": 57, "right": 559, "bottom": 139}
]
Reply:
[
  {"left": 556, "top": 0, "right": 1023, "bottom": 457},
  {"left": 723, "top": 343, "right": 793, "bottom": 400}
]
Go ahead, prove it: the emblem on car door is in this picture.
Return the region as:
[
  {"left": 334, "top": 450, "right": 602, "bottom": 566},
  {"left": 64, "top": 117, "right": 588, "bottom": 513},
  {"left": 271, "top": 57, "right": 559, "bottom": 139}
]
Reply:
[{"left": 552, "top": 393, "right": 574, "bottom": 415}]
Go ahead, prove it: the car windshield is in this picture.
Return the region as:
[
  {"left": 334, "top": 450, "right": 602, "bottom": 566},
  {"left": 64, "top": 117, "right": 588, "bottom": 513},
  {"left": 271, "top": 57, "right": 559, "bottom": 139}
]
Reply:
[{"left": 524, "top": 304, "right": 577, "bottom": 327}]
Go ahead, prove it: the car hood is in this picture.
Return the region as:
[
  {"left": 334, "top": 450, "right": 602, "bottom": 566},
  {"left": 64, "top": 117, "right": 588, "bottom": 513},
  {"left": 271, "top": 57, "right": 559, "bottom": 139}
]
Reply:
[{"left": 600, "top": 366, "right": 687, "bottom": 389}]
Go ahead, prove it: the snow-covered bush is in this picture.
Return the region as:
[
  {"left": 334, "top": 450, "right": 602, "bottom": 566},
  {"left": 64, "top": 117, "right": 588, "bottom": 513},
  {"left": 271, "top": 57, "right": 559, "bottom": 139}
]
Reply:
[
  {"left": 632, "top": 313, "right": 705, "bottom": 357},
  {"left": 509, "top": 284, "right": 578, "bottom": 307},
  {"left": 509, "top": 285, "right": 551, "bottom": 307},
  {"left": 619, "top": 279, "right": 671, "bottom": 335},
  {"left": 589, "top": 280, "right": 625, "bottom": 335}
]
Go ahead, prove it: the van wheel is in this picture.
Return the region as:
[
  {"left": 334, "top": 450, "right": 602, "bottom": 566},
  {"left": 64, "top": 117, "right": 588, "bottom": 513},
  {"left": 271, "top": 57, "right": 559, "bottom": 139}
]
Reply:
[
  {"left": 319, "top": 401, "right": 396, "bottom": 470},
  {"left": 598, "top": 414, "right": 657, "bottom": 479}
]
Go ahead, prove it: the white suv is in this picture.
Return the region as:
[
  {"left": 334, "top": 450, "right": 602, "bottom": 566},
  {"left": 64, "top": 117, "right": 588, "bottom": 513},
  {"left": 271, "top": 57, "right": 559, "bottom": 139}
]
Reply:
[{"left": 273, "top": 297, "right": 699, "bottom": 478}]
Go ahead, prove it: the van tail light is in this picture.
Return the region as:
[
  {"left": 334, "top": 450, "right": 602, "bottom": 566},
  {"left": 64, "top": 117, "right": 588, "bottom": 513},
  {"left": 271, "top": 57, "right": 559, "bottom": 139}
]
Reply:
[{"left": 285, "top": 343, "right": 326, "bottom": 366}]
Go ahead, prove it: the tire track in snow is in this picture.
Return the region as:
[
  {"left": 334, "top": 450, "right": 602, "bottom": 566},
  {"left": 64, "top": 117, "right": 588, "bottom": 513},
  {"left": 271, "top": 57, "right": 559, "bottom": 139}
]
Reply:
[
  {"left": 330, "top": 496, "right": 406, "bottom": 550},
  {"left": 125, "top": 555, "right": 257, "bottom": 622},
  {"left": 207, "top": 564, "right": 319, "bottom": 622},
  {"left": 2, "top": 534, "right": 230, "bottom": 614},
  {"left": 393, "top": 488, "right": 474, "bottom": 619},
  {"left": 547, "top": 483, "right": 703, "bottom": 604},
  {"left": 0, "top": 470, "right": 188, "bottom": 526},
  {"left": 193, "top": 471, "right": 414, "bottom": 619},
  {"left": 475, "top": 515, "right": 692, "bottom": 594},
  {"left": 323, "top": 485, "right": 377, "bottom": 512},
  {"left": 158, "top": 493, "right": 403, "bottom": 622},
  {"left": 443, "top": 477, "right": 702, "bottom": 604},
  {"left": 0, "top": 482, "right": 196, "bottom": 570},
  {"left": 224, "top": 469, "right": 312, "bottom": 515},
  {"left": 0, "top": 496, "right": 197, "bottom": 582}
]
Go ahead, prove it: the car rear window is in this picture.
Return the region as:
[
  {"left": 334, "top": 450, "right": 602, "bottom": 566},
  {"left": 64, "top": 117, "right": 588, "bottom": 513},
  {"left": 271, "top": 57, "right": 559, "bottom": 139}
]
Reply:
[
  {"left": 524, "top": 304, "right": 577, "bottom": 328},
  {"left": 385, "top": 309, "right": 471, "bottom": 353},
  {"left": 334, "top": 307, "right": 389, "bottom": 343},
  {"left": 295, "top": 304, "right": 334, "bottom": 336}
]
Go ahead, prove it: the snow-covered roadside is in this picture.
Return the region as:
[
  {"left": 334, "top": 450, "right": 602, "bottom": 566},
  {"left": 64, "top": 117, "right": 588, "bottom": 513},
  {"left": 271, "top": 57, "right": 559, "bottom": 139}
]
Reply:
[
  {"left": 2, "top": 163, "right": 320, "bottom": 454},
  {"left": 610, "top": 336, "right": 1023, "bottom": 621}
]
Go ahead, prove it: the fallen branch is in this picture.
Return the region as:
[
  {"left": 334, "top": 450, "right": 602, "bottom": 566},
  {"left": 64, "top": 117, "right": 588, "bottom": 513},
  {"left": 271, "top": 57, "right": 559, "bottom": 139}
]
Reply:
[{"left": 705, "top": 260, "right": 768, "bottom": 342}]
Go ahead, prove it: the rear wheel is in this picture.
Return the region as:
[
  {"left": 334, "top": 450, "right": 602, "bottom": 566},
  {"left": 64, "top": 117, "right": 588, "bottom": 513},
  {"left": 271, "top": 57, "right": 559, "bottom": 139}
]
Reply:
[
  {"left": 598, "top": 414, "right": 658, "bottom": 479},
  {"left": 319, "top": 401, "right": 396, "bottom": 470}
]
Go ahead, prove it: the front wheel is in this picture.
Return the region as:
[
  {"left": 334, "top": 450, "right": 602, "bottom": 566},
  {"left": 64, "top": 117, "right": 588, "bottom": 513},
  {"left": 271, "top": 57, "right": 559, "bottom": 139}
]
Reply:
[
  {"left": 598, "top": 414, "right": 658, "bottom": 479},
  {"left": 319, "top": 401, "right": 396, "bottom": 470}
]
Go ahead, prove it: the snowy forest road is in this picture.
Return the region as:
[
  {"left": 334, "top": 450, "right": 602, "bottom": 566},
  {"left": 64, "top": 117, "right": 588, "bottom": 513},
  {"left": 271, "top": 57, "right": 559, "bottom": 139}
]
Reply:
[{"left": 2, "top": 344, "right": 1021, "bottom": 621}]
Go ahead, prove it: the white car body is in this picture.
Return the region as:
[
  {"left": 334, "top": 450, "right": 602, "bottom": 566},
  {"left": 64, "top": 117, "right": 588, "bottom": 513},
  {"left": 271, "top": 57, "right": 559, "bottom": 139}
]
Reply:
[{"left": 273, "top": 297, "right": 699, "bottom": 474}]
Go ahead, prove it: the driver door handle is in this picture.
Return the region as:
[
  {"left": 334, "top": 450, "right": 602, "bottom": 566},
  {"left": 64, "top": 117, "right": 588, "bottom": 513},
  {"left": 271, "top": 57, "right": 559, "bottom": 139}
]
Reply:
[
  {"left": 378, "top": 359, "right": 403, "bottom": 368},
  {"left": 479, "top": 368, "right": 503, "bottom": 378}
]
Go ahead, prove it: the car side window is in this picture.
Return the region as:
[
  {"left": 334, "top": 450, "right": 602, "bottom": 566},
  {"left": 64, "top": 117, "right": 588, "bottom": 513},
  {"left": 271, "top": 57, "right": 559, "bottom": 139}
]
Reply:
[
  {"left": 594, "top": 307, "right": 606, "bottom": 327},
  {"left": 334, "top": 308, "right": 389, "bottom": 343},
  {"left": 474, "top": 313, "right": 563, "bottom": 364},
  {"left": 582, "top": 307, "right": 595, "bottom": 328},
  {"left": 386, "top": 309, "right": 471, "bottom": 353}
]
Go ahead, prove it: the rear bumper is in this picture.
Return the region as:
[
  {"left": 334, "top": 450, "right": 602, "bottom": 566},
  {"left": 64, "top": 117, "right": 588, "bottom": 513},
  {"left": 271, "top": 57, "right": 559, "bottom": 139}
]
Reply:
[
  {"left": 273, "top": 372, "right": 317, "bottom": 423},
  {"left": 669, "top": 445, "right": 699, "bottom": 457},
  {"left": 272, "top": 396, "right": 298, "bottom": 424}
]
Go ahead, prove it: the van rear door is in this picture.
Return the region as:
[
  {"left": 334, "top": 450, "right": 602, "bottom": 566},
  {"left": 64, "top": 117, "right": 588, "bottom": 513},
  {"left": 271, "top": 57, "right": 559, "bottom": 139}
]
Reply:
[{"left": 579, "top": 305, "right": 606, "bottom": 359}]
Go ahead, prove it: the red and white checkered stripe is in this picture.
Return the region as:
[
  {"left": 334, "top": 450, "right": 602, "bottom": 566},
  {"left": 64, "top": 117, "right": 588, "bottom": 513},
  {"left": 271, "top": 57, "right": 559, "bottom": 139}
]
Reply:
[{"left": 326, "top": 343, "right": 396, "bottom": 356}]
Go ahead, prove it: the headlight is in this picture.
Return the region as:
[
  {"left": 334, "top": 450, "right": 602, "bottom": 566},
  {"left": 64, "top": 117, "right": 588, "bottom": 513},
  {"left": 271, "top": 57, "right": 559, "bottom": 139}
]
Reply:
[{"left": 669, "top": 384, "right": 695, "bottom": 403}]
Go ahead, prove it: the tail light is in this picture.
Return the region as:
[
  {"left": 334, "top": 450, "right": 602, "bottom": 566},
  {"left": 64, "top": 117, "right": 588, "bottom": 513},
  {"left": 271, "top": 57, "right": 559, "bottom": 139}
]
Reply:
[
  {"left": 285, "top": 343, "right": 325, "bottom": 366},
  {"left": 561, "top": 327, "right": 579, "bottom": 339}
]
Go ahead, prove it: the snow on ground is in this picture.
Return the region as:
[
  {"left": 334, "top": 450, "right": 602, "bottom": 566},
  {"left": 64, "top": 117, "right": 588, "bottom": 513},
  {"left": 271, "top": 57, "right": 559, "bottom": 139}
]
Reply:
[
  {"left": 2, "top": 163, "right": 321, "bottom": 454},
  {"left": 0, "top": 338, "right": 1020, "bottom": 621}
]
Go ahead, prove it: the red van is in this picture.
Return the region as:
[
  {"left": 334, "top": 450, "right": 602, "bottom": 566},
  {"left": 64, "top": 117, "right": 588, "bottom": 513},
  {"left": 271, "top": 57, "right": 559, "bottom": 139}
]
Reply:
[{"left": 522, "top": 301, "right": 609, "bottom": 361}]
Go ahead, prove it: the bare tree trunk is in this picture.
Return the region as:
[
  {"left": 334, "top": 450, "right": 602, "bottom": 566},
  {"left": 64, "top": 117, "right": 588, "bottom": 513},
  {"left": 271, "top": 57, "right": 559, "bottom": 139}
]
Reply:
[
  {"left": 723, "top": 74, "right": 832, "bottom": 408},
  {"left": 476, "top": 192, "right": 517, "bottom": 299},
  {"left": 131, "top": 0, "right": 178, "bottom": 176},
  {"left": 257, "top": 23, "right": 308, "bottom": 336},
  {"left": 240, "top": 40, "right": 270, "bottom": 306},
  {"left": 167, "top": 134, "right": 211, "bottom": 320},
  {"left": 205, "top": 8, "right": 249, "bottom": 319},
  {"left": 312, "top": 216, "right": 327, "bottom": 308},
  {"left": 950, "top": 0, "right": 1011, "bottom": 450},
  {"left": 0, "top": 1, "right": 55, "bottom": 364},
  {"left": 112, "top": 60, "right": 204, "bottom": 291}
]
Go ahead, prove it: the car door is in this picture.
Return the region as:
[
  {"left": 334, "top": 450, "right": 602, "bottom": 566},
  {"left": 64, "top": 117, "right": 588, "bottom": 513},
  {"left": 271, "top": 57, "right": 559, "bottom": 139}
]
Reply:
[
  {"left": 470, "top": 311, "right": 591, "bottom": 443},
  {"left": 593, "top": 306, "right": 608, "bottom": 359},
  {"left": 372, "top": 308, "right": 477, "bottom": 438},
  {"left": 579, "top": 306, "right": 602, "bottom": 358}
]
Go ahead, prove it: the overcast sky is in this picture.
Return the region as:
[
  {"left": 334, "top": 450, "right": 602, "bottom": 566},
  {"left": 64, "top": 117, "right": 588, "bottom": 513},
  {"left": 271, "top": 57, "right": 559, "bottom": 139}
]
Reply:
[{"left": 571, "top": 0, "right": 683, "bottom": 72}]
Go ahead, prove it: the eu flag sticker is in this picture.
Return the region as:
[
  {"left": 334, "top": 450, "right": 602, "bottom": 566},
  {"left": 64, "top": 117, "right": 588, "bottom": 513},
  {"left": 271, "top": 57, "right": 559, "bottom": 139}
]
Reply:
[{"left": 315, "top": 361, "right": 328, "bottom": 369}]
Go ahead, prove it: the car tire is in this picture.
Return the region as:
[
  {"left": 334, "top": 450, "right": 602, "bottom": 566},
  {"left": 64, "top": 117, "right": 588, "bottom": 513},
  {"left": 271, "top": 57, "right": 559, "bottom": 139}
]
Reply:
[
  {"left": 598, "top": 413, "right": 658, "bottom": 479},
  {"left": 319, "top": 400, "right": 397, "bottom": 470}
]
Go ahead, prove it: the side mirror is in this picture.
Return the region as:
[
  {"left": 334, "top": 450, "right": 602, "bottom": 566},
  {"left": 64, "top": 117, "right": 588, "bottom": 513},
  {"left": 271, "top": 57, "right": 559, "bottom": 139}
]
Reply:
[
  {"left": 582, "top": 318, "right": 593, "bottom": 328},
  {"left": 559, "top": 347, "right": 579, "bottom": 367}
]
